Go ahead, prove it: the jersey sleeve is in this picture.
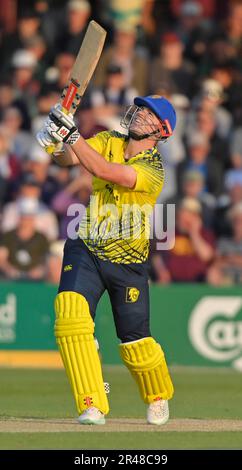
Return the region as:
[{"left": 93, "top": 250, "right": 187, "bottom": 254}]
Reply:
[
  {"left": 130, "top": 158, "right": 164, "bottom": 194},
  {"left": 86, "top": 131, "right": 112, "bottom": 154}
]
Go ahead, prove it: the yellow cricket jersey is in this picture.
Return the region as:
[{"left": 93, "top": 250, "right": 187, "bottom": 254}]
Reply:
[{"left": 78, "top": 131, "right": 164, "bottom": 263}]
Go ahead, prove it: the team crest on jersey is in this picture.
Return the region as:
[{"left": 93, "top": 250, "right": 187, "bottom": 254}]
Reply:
[{"left": 126, "top": 287, "right": 140, "bottom": 303}]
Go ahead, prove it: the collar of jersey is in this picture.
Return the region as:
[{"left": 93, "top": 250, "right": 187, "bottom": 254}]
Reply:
[{"left": 124, "top": 146, "right": 157, "bottom": 162}]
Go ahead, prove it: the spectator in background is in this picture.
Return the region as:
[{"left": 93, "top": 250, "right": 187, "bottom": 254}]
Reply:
[
  {"left": 1, "top": 106, "right": 33, "bottom": 161},
  {"left": 33, "top": 0, "right": 64, "bottom": 51},
  {"left": 21, "top": 143, "right": 58, "bottom": 205},
  {"left": 149, "top": 32, "right": 196, "bottom": 98},
  {"left": 224, "top": 1, "right": 242, "bottom": 59},
  {"left": 214, "top": 162, "right": 242, "bottom": 237},
  {"left": 107, "top": 0, "right": 158, "bottom": 43},
  {"left": 1, "top": 9, "right": 41, "bottom": 72},
  {"left": 211, "top": 61, "right": 242, "bottom": 127},
  {"left": 43, "top": 163, "right": 74, "bottom": 207},
  {"left": 1, "top": 172, "right": 58, "bottom": 241},
  {"left": 231, "top": 126, "right": 242, "bottom": 156},
  {"left": 24, "top": 34, "right": 49, "bottom": 80},
  {"left": 141, "top": 0, "right": 173, "bottom": 55},
  {"left": 0, "top": 80, "right": 31, "bottom": 130},
  {"left": 207, "top": 202, "right": 242, "bottom": 285},
  {"left": 139, "top": 0, "right": 156, "bottom": 38},
  {"left": 175, "top": 1, "right": 209, "bottom": 67},
  {"left": 15, "top": 9, "right": 40, "bottom": 47},
  {"left": 34, "top": 0, "right": 50, "bottom": 14},
  {"left": 57, "top": 0, "right": 91, "bottom": 55},
  {"left": 150, "top": 197, "right": 214, "bottom": 283},
  {"left": 0, "top": 126, "right": 21, "bottom": 206},
  {"left": 51, "top": 170, "right": 92, "bottom": 239},
  {"left": 31, "top": 84, "right": 60, "bottom": 134},
  {"left": 46, "top": 239, "right": 65, "bottom": 284},
  {"left": 76, "top": 102, "right": 108, "bottom": 138},
  {"left": 0, "top": 81, "right": 15, "bottom": 121},
  {"left": 90, "top": 64, "right": 138, "bottom": 130},
  {"left": 225, "top": 143, "right": 242, "bottom": 189},
  {"left": 204, "top": 2, "right": 242, "bottom": 78},
  {"left": 11, "top": 49, "right": 40, "bottom": 116},
  {"left": 94, "top": 23, "right": 148, "bottom": 95},
  {"left": 108, "top": 0, "right": 149, "bottom": 29},
  {"left": 171, "top": 0, "right": 216, "bottom": 20},
  {"left": 167, "top": 169, "right": 215, "bottom": 228},
  {"left": 46, "top": 51, "right": 75, "bottom": 93},
  {"left": 0, "top": 197, "right": 49, "bottom": 281},
  {"left": 187, "top": 78, "right": 232, "bottom": 139},
  {"left": 177, "top": 131, "right": 223, "bottom": 197},
  {"left": 194, "top": 106, "right": 230, "bottom": 170}
]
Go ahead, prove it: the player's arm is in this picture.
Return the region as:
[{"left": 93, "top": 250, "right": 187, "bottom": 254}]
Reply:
[
  {"left": 54, "top": 137, "right": 137, "bottom": 188},
  {"left": 52, "top": 144, "right": 80, "bottom": 167},
  {"left": 41, "top": 132, "right": 136, "bottom": 187},
  {"left": 71, "top": 136, "right": 137, "bottom": 188},
  {"left": 37, "top": 105, "right": 137, "bottom": 188}
]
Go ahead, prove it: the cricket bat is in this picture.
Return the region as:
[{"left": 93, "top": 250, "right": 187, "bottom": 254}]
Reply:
[{"left": 46, "top": 20, "right": 106, "bottom": 153}]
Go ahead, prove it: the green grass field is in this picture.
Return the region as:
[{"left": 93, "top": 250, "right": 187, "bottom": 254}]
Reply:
[{"left": 0, "top": 366, "right": 242, "bottom": 449}]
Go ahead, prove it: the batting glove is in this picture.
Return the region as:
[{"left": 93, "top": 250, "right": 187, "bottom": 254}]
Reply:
[
  {"left": 36, "top": 126, "right": 63, "bottom": 150},
  {"left": 46, "top": 104, "right": 81, "bottom": 145}
]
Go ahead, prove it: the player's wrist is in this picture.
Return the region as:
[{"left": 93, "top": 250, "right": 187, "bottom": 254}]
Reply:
[{"left": 65, "top": 128, "right": 81, "bottom": 146}]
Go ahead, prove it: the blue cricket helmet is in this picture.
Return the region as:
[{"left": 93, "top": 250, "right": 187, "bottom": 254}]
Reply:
[{"left": 134, "top": 95, "right": 177, "bottom": 132}]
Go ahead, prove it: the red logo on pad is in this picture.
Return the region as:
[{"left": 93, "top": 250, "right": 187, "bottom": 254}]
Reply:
[{"left": 84, "top": 396, "right": 93, "bottom": 406}]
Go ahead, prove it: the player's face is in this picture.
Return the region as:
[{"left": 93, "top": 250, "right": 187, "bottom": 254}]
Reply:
[
  {"left": 129, "top": 106, "right": 161, "bottom": 135},
  {"left": 121, "top": 104, "right": 173, "bottom": 140}
]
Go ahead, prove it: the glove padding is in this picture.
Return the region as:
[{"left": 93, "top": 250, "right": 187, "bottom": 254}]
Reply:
[
  {"left": 46, "top": 104, "right": 80, "bottom": 145},
  {"left": 36, "top": 127, "right": 64, "bottom": 152}
]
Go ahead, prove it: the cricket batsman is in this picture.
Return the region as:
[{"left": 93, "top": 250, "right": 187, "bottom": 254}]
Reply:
[{"left": 36, "top": 95, "right": 176, "bottom": 425}]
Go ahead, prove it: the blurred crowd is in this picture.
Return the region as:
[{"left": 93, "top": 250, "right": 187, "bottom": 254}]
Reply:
[{"left": 0, "top": 0, "right": 242, "bottom": 286}]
